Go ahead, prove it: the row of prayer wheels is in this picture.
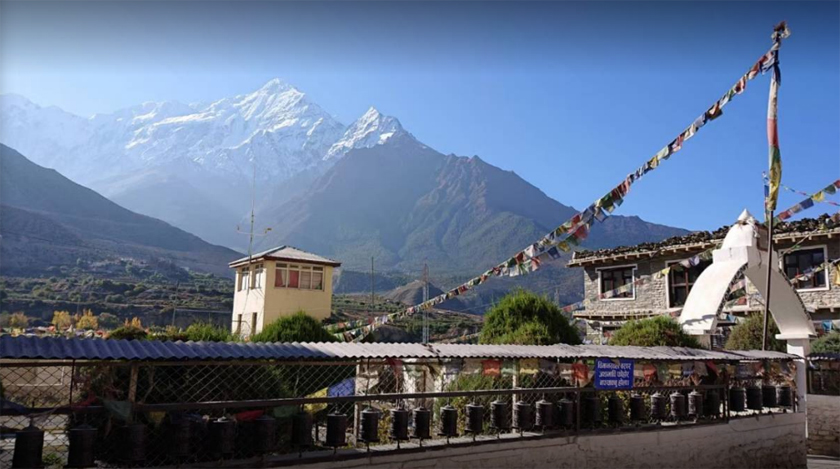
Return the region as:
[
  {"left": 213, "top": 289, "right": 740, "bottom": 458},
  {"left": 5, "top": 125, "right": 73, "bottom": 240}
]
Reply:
[{"left": 729, "top": 384, "right": 793, "bottom": 412}]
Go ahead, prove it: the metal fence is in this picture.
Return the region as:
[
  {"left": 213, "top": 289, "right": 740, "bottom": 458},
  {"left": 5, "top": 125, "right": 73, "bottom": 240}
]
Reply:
[{"left": 0, "top": 357, "right": 797, "bottom": 468}]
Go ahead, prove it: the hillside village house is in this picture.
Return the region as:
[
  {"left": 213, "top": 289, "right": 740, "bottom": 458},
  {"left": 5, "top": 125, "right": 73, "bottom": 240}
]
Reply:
[
  {"left": 567, "top": 215, "right": 840, "bottom": 345},
  {"left": 229, "top": 246, "right": 340, "bottom": 337}
]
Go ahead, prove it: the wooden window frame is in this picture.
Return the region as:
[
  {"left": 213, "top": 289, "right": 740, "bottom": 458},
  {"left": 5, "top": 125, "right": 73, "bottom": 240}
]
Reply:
[
  {"left": 782, "top": 245, "right": 829, "bottom": 292},
  {"left": 665, "top": 259, "right": 712, "bottom": 308},
  {"left": 596, "top": 264, "right": 637, "bottom": 301}
]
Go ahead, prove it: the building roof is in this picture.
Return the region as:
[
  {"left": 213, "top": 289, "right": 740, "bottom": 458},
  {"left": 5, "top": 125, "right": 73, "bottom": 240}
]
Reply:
[
  {"left": 229, "top": 246, "right": 341, "bottom": 268},
  {"left": 0, "top": 335, "right": 796, "bottom": 362},
  {"left": 568, "top": 215, "right": 840, "bottom": 267}
]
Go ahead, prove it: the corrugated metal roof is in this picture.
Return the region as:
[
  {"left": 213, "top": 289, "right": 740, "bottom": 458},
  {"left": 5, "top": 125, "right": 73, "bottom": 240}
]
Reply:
[
  {"left": 808, "top": 351, "right": 840, "bottom": 361},
  {"left": 0, "top": 336, "right": 797, "bottom": 362},
  {"left": 229, "top": 246, "right": 340, "bottom": 267}
]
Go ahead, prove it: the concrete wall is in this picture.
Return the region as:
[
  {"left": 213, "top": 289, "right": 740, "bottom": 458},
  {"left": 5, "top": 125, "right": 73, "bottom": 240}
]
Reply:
[
  {"left": 231, "top": 260, "right": 335, "bottom": 335},
  {"left": 303, "top": 413, "right": 806, "bottom": 469},
  {"left": 807, "top": 394, "right": 840, "bottom": 457}
]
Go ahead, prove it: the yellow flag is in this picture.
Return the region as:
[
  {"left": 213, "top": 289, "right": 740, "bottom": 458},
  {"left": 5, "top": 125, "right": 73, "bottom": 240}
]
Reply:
[{"left": 304, "top": 387, "right": 328, "bottom": 413}]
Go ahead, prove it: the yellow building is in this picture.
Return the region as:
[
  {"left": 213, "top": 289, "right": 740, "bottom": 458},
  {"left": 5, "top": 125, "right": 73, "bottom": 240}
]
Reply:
[{"left": 228, "top": 246, "right": 341, "bottom": 337}]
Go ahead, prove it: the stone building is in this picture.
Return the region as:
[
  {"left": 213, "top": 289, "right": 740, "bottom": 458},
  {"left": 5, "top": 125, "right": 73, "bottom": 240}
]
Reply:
[{"left": 567, "top": 214, "right": 840, "bottom": 345}]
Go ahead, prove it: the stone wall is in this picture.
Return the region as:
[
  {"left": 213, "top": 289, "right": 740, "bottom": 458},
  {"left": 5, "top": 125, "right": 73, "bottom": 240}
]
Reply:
[
  {"left": 301, "top": 413, "right": 807, "bottom": 469},
  {"left": 807, "top": 394, "right": 840, "bottom": 457}
]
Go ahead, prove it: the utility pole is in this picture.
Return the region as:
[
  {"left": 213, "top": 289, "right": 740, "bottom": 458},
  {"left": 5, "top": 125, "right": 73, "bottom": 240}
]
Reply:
[
  {"left": 370, "top": 256, "right": 375, "bottom": 314},
  {"left": 422, "top": 262, "right": 429, "bottom": 344}
]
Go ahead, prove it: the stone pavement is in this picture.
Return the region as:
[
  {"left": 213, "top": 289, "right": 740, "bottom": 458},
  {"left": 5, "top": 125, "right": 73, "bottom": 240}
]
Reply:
[{"left": 808, "top": 455, "right": 840, "bottom": 469}]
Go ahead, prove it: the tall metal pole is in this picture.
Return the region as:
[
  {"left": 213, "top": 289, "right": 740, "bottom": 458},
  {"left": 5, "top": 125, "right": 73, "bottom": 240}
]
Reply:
[
  {"left": 370, "top": 256, "right": 375, "bottom": 314},
  {"left": 422, "top": 262, "right": 429, "bottom": 344},
  {"left": 762, "top": 213, "right": 774, "bottom": 351}
]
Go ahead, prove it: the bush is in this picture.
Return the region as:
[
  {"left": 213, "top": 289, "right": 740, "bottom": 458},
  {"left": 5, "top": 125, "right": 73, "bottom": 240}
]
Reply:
[
  {"left": 75, "top": 310, "right": 98, "bottom": 330},
  {"left": 812, "top": 332, "right": 840, "bottom": 354},
  {"left": 9, "top": 312, "right": 29, "bottom": 329},
  {"left": 724, "top": 313, "right": 784, "bottom": 352},
  {"left": 51, "top": 310, "right": 74, "bottom": 330},
  {"left": 108, "top": 325, "right": 148, "bottom": 340},
  {"left": 479, "top": 289, "right": 581, "bottom": 345},
  {"left": 182, "top": 322, "right": 235, "bottom": 342},
  {"left": 610, "top": 316, "right": 701, "bottom": 348},
  {"left": 251, "top": 311, "right": 336, "bottom": 343}
]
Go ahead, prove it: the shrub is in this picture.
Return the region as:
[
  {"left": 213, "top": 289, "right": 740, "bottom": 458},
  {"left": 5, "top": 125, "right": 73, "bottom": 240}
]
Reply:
[
  {"left": 51, "top": 310, "right": 74, "bottom": 330},
  {"left": 724, "top": 313, "right": 784, "bottom": 352},
  {"left": 251, "top": 311, "right": 337, "bottom": 343},
  {"left": 479, "top": 289, "right": 581, "bottom": 345},
  {"left": 182, "top": 322, "right": 235, "bottom": 342},
  {"left": 108, "top": 325, "right": 148, "bottom": 340},
  {"left": 812, "top": 332, "right": 840, "bottom": 354},
  {"left": 610, "top": 316, "right": 701, "bottom": 348},
  {"left": 76, "top": 309, "right": 99, "bottom": 330},
  {"left": 98, "top": 313, "right": 121, "bottom": 330},
  {"left": 9, "top": 312, "right": 29, "bottom": 329}
]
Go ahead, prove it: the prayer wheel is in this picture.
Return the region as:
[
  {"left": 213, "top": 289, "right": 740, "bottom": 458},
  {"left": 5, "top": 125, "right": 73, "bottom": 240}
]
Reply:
[
  {"left": 746, "top": 386, "right": 763, "bottom": 411},
  {"left": 629, "top": 393, "right": 646, "bottom": 422},
  {"left": 651, "top": 392, "right": 667, "bottom": 420},
  {"left": 66, "top": 423, "right": 97, "bottom": 468},
  {"left": 167, "top": 417, "right": 192, "bottom": 459},
  {"left": 325, "top": 413, "right": 347, "bottom": 448},
  {"left": 762, "top": 384, "right": 777, "bottom": 408},
  {"left": 582, "top": 395, "right": 601, "bottom": 427},
  {"left": 559, "top": 398, "right": 575, "bottom": 428},
  {"left": 389, "top": 408, "right": 410, "bottom": 441},
  {"left": 12, "top": 423, "right": 44, "bottom": 469},
  {"left": 513, "top": 401, "right": 533, "bottom": 431},
  {"left": 490, "top": 400, "right": 510, "bottom": 432},
  {"left": 412, "top": 407, "right": 431, "bottom": 440},
  {"left": 688, "top": 390, "right": 704, "bottom": 418},
  {"left": 607, "top": 395, "right": 624, "bottom": 425},
  {"left": 777, "top": 385, "right": 793, "bottom": 408},
  {"left": 670, "top": 392, "right": 686, "bottom": 420},
  {"left": 252, "top": 415, "right": 276, "bottom": 454},
  {"left": 359, "top": 407, "right": 380, "bottom": 443},
  {"left": 438, "top": 405, "right": 458, "bottom": 438},
  {"left": 465, "top": 403, "right": 484, "bottom": 435},
  {"left": 119, "top": 423, "right": 147, "bottom": 464},
  {"left": 291, "top": 411, "right": 313, "bottom": 447},
  {"left": 704, "top": 390, "right": 721, "bottom": 417},
  {"left": 729, "top": 387, "right": 746, "bottom": 412},
  {"left": 535, "top": 399, "right": 554, "bottom": 430},
  {"left": 209, "top": 416, "right": 236, "bottom": 459}
]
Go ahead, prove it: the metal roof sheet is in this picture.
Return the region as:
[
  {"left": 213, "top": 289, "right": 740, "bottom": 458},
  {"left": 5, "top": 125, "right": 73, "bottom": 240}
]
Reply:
[
  {"left": 0, "top": 336, "right": 798, "bottom": 362},
  {"left": 229, "top": 246, "right": 341, "bottom": 267},
  {"left": 808, "top": 351, "right": 840, "bottom": 361}
]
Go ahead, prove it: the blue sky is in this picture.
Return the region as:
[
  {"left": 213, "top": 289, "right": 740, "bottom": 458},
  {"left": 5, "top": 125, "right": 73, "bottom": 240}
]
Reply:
[{"left": 2, "top": 1, "right": 838, "bottom": 232}]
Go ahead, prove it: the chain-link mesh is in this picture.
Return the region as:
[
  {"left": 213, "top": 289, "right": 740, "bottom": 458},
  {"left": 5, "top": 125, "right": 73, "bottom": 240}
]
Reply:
[{"left": 0, "top": 357, "right": 797, "bottom": 467}]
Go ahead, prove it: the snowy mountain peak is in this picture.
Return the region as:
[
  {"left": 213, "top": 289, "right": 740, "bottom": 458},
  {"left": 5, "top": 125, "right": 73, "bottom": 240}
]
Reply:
[
  {"left": 324, "top": 106, "right": 411, "bottom": 160},
  {"left": 0, "top": 81, "right": 420, "bottom": 187}
]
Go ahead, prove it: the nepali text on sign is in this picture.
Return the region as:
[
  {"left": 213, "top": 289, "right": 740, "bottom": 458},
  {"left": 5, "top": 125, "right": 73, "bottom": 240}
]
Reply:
[{"left": 594, "top": 358, "right": 634, "bottom": 390}]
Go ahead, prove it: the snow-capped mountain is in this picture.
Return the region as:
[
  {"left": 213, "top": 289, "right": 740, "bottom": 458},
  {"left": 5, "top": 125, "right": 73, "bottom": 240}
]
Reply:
[
  {"left": 0, "top": 79, "right": 408, "bottom": 187},
  {"left": 0, "top": 80, "right": 415, "bottom": 248},
  {"left": 325, "top": 106, "right": 413, "bottom": 160}
]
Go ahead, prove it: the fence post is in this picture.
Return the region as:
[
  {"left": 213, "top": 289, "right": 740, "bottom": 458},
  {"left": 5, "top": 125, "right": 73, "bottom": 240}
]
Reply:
[{"left": 128, "top": 363, "right": 139, "bottom": 422}]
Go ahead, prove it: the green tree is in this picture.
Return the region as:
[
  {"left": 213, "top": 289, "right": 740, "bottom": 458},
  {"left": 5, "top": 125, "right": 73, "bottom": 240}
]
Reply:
[
  {"left": 811, "top": 332, "right": 840, "bottom": 354},
  {"left": 251, "top": 311, "right": 337, "bottom": 343},
  {"left": 610, "top": 316, "right": 701, "bottom": 348},
  {"left": 479, "top": 289, "right": 581, "bottom": 345},
  {"left": 98, "top": 313, "right": 121, "bottom": 330},
  {"left": 724, "top": 313, "right": 784, "bottom": 352},
  {"left": 9, "top": 312, "right": 29, "bottom": 329}
]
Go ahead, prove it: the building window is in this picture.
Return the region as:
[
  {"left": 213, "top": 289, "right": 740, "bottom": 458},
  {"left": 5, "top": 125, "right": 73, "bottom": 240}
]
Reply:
[
  {"left": 784, "top": 247, "right": 827, "bottom": 290},
  {"left": 251, "top": 312, "right": 258, "bottom": 335},
  {"left": 667, "top": 259, "right": 712, "bottom": 307},
  {"left": 598, "top": 266, "right": 636, "bottom": 300},
  {"left": 238, "top": 268, "right": 250, "bottom": 291},
  {"left": 253, "top": 264, "right": 264, "bottom": 289},
  {"left": 275, "top": 264, "right": 325, "bottom": 290}
]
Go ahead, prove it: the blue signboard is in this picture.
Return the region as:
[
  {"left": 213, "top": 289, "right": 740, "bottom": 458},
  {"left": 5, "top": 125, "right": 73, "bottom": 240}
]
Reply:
[{"left": 594, "top": 358, "right": 634, "bottom": 390}]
